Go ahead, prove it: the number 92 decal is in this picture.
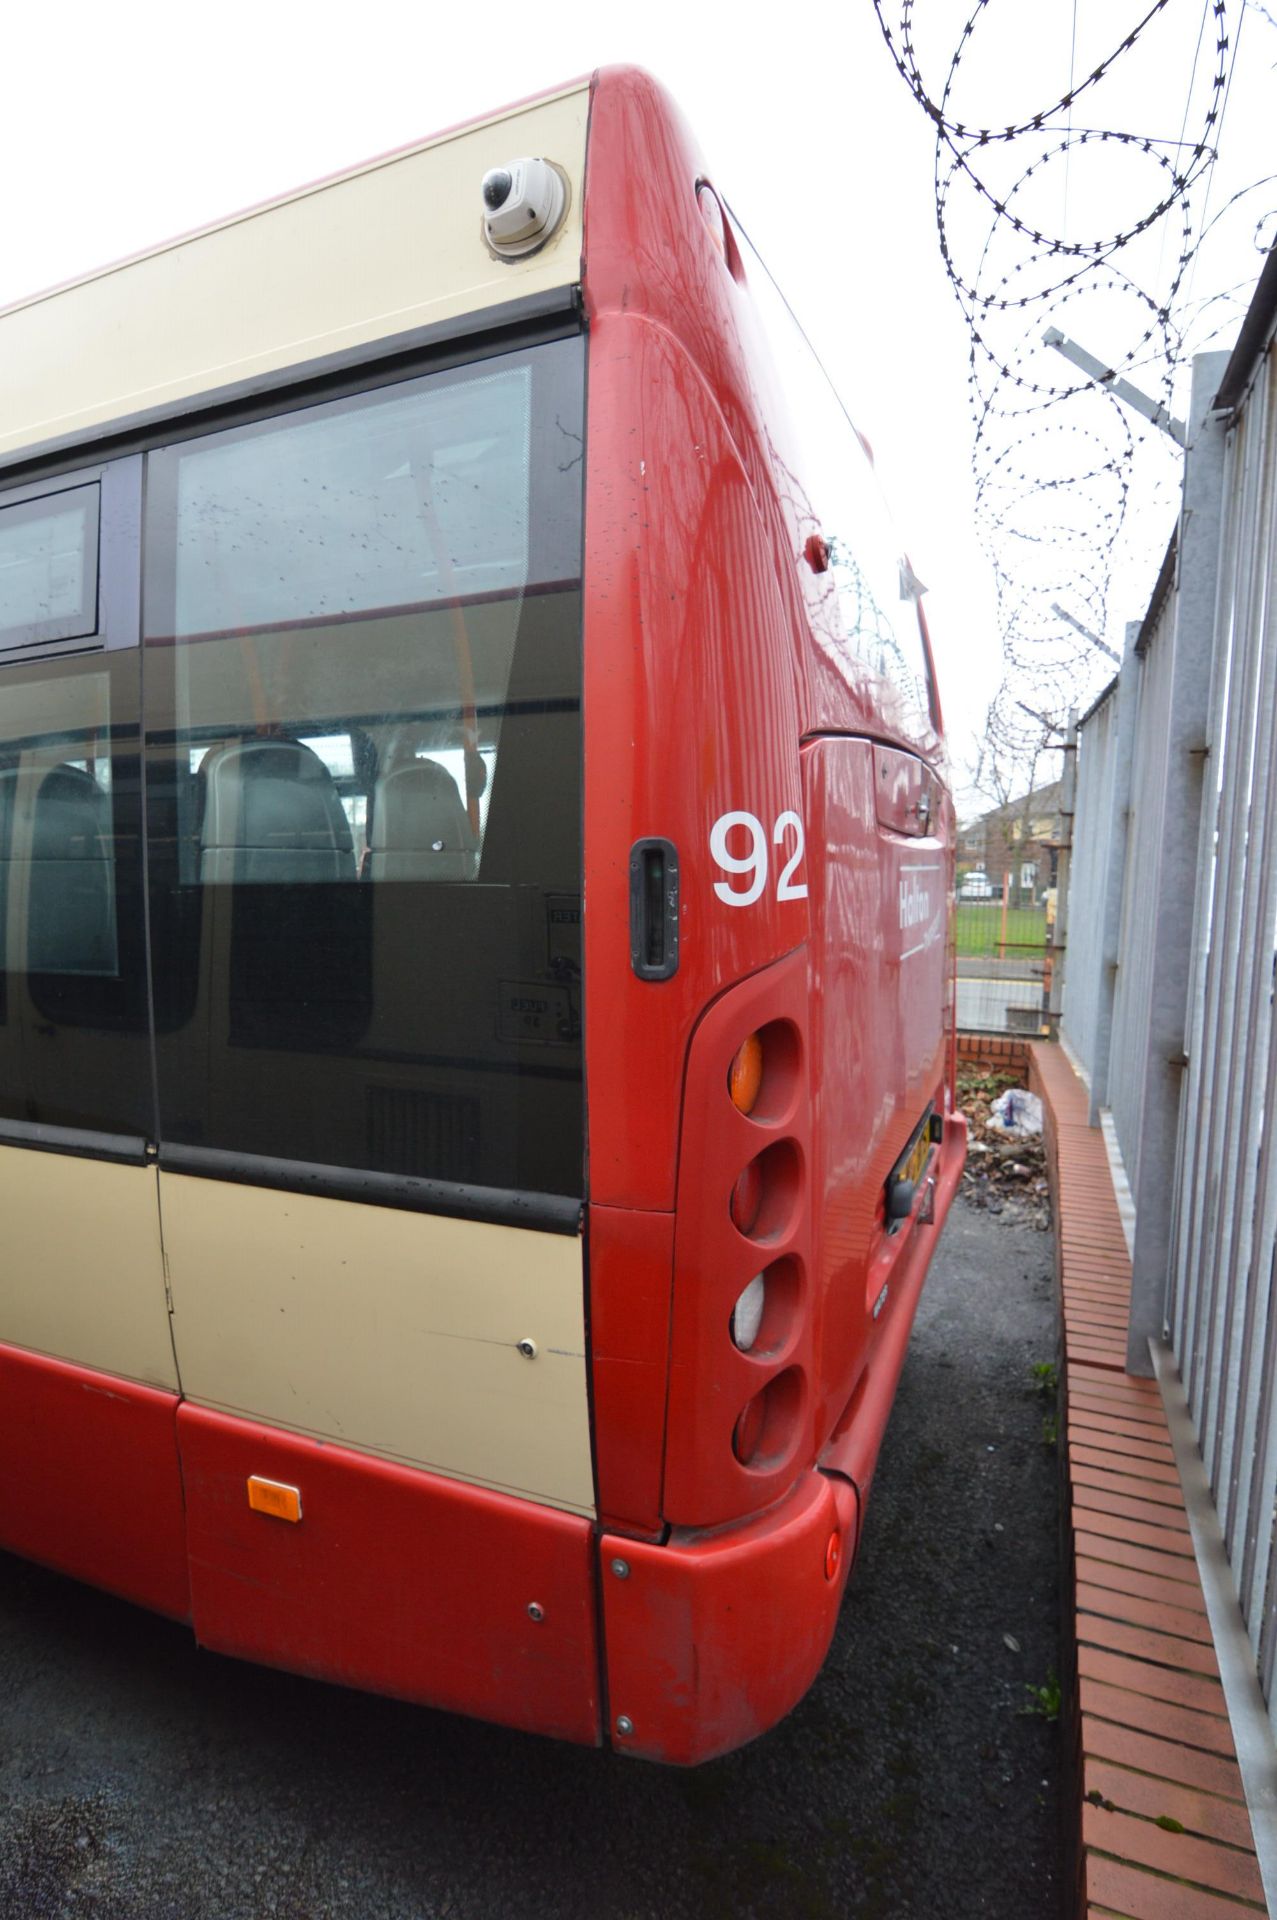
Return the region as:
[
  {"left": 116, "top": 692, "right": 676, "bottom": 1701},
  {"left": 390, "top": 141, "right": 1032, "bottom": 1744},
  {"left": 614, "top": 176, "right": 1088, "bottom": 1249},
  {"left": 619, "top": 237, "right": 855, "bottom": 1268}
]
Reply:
[{"left": 710, "top": 810, "right": 808, "bottom": 906}]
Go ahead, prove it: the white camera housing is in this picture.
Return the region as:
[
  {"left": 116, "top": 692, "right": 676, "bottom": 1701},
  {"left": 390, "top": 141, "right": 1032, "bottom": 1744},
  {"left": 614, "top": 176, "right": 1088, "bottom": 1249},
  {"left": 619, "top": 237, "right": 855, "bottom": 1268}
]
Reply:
[{"left": 481, "top": 158, "right": 568, "bottom": 259}]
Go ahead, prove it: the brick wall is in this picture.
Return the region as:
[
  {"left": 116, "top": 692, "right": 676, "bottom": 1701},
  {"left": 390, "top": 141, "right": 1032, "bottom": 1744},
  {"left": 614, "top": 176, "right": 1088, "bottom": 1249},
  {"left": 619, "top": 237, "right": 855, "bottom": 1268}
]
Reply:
[{"left": 956, "top": 1032, "right": 1031, "bottom": 1077}]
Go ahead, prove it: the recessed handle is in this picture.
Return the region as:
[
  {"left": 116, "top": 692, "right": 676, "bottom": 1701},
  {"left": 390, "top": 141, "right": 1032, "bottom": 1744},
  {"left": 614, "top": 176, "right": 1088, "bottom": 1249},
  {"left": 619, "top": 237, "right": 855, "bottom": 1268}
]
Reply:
[{"left": 629, "top": 838, "right": 680, "bottom": 980}]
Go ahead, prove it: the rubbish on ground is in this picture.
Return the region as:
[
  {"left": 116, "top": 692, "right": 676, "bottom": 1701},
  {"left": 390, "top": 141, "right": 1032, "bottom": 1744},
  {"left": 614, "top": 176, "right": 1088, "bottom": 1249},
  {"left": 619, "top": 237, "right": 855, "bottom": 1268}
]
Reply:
[
  {"left": 957, "top": 1066, "right": 1052, "bottom": 1230},
  {"left": 989, "top": 1089, "right": 1043, "bottom": 1136}
]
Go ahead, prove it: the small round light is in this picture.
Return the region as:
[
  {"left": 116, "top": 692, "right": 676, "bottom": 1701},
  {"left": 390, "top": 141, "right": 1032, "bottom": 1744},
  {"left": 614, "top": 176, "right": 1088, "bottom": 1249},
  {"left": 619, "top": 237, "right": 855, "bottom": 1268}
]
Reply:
[
  {"left": 824, "top": 1530, "right": 841, "bottom": 1582},
  {"left": 731, "top": 1273, "right": 766, "bottom": 1352},
  {"left": 730, "top": 1159, "right": 763, "bottom": 1235},
  {"left": 728, "top": 1033, "right": 764, "bottom": 1115}
]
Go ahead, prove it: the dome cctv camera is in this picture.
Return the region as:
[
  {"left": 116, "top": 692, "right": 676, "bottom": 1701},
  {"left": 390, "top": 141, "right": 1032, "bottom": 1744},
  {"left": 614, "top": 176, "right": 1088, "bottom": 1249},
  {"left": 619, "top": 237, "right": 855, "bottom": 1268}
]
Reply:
[
  {"left": 482, "top": 169, "right": 514, "bottom": 213},
  {"left": 480, "top": 158, "right": 568, "bottom": 259}
]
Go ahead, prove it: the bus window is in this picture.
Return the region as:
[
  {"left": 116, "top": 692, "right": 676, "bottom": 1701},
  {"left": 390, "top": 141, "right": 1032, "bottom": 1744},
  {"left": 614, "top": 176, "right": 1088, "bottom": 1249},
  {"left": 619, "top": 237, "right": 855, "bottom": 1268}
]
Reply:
[
  {"left": 0, "top": 485, "right": 100, "bottom": 652},
  {"left": 143, "top": 337, "right": 585, "bottom": 1194}
]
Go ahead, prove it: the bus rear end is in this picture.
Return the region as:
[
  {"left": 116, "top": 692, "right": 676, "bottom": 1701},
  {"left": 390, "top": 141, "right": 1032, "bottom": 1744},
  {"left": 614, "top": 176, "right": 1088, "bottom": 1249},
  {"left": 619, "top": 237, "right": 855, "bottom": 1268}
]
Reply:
[
  {"left": 581, "top": 68, "right": 964, "bottom": 1761},
  {"left": 0, "top": 66, "right": 962, "bottom": 1766}
]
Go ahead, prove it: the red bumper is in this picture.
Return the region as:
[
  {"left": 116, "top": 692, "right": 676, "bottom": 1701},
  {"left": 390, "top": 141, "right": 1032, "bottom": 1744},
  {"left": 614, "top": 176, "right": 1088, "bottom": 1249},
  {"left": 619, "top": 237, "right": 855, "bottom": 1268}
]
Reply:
[{"left": 599, "top": 1466, "right": 860, "bottom": 1764}]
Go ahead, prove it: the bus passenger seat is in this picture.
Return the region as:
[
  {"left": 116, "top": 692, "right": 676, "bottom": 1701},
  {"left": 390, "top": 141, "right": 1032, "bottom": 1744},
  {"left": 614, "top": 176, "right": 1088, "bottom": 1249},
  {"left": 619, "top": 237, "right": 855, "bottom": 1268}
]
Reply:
[
  {"left": 198, "top": 738, "right": 356, "bottom": 884},
  {"left": 27, "top": 764, "right": 117, "bottom": 974},
  {"left": 369, "top": 757, "right": 478, "bottom": 882}
]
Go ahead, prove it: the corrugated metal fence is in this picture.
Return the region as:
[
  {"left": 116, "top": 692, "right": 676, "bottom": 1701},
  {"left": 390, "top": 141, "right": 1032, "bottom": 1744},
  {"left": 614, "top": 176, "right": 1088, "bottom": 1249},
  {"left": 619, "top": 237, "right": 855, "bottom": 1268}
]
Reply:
[{"left": 1061, "top": 284, "right": 1277, "bottom": 1732}]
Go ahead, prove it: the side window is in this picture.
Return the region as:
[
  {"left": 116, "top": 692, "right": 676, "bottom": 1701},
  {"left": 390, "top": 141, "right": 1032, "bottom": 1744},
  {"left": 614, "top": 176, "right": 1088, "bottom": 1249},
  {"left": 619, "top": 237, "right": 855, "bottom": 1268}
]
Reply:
[
  {"left": 0, "top": 485, "right": 99, "bottom": 652},
  {"left": 731, "top": 216, "right": 935, "bottom": 735}
]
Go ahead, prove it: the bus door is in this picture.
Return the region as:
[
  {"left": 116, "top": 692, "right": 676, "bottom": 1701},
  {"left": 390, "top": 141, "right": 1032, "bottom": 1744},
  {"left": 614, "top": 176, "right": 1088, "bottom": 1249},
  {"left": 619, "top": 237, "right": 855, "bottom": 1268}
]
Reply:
[{"left": 0, "top": 462, "right": 187, "bottom": 1618}]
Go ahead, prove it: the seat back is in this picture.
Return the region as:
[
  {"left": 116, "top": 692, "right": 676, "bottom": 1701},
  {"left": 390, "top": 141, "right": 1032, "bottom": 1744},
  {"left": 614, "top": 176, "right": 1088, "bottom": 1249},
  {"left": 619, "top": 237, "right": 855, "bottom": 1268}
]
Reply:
[
  {"left": 26, "top": 763, "right": 117, "bottom": 974},
  {"left": 198, "top": 739, "right": 355, "bottom": 884},
  {"left": 368, "top": 756, "right": 477, "bottom": 882}
]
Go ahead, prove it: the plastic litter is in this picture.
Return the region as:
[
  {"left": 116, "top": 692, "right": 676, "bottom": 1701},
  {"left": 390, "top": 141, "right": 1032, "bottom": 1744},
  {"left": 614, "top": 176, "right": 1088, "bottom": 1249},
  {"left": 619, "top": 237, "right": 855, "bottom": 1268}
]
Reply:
[{"left": 988, "top": 1089, "right": 1043, "bottom": 1137}]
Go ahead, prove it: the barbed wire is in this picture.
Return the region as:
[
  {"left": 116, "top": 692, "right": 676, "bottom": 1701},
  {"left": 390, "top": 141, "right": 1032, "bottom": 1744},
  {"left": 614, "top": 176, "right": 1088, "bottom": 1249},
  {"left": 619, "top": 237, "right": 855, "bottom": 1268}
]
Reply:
[{"left": 871, "top": 0, "right": 1263, "bottom": 780}]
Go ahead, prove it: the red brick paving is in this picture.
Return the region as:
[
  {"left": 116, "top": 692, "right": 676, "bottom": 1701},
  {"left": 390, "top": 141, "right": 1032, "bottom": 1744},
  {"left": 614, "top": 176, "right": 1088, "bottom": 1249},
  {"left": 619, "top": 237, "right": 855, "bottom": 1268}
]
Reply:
[{"left": 1024, "top": 1042, "right": 1265, "bottom": 1919}]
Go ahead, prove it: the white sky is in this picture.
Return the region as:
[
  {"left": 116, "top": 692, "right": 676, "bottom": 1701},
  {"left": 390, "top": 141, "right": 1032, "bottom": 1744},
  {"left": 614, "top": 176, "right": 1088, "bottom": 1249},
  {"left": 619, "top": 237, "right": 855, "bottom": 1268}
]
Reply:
[{"left": 1, "top": 2, "right": 1271, "bottom": 816}]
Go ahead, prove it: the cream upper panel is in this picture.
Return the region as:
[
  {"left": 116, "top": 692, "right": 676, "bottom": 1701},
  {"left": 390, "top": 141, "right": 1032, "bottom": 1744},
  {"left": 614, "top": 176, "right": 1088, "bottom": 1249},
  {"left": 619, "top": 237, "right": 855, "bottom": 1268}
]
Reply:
[
  {"left": 0, "top": 85, "right": 588, "bottom": 464},
  {"left": 0, "top": 1149, "right": 177, "bottom": 1391}
]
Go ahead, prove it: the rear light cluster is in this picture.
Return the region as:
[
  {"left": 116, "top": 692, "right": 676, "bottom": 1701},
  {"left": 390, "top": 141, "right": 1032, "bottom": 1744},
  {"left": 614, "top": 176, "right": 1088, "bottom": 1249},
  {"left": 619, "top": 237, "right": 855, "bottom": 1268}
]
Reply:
[
  {"left": 723, "top": 1023, "right": 806, "bottom": 1472},
  {"left": 663, "top": 948, "right": 813, "bottom": 1527}
]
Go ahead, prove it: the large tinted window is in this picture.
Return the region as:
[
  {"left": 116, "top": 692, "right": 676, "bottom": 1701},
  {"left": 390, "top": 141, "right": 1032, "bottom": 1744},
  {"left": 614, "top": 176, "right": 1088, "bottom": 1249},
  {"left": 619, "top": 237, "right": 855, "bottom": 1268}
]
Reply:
[{"left": 143, "top": 337, "right": 584, "bottom": 1197}]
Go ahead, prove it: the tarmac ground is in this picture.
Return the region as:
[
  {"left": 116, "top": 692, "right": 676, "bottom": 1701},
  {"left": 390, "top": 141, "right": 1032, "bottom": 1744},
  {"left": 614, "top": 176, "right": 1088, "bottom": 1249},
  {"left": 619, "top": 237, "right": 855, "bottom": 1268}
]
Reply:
[{"left": 0, "top": 1197, "right": 1060, "bottom": 1920}]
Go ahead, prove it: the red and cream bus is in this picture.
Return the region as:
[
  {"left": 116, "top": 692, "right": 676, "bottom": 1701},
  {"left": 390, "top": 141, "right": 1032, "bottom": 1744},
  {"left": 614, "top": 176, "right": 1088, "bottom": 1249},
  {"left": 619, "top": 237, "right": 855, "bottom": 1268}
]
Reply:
[{"left": 0, "top": 66, "right": 962, "bottom": 1764}]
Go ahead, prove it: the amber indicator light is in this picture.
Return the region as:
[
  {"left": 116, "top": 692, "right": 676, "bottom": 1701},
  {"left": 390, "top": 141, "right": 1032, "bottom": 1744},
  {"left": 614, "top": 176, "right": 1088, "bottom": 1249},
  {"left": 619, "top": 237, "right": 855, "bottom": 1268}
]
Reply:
[
  {"left": 247, "top": 1476, "right": 303, "bottom": 1523},
  {"left": 728, "top": 1032, "right": 764, "bottom": 1115}
]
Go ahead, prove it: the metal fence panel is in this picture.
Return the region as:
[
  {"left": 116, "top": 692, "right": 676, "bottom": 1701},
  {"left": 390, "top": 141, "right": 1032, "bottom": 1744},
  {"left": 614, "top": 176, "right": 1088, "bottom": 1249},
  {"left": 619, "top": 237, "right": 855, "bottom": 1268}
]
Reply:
[
  {"left": 1166, "top": 341, "right": 1277, "bottom": 1723},
  {"left": 1061, "top": 687, "right": 1117, "bottom": 1080},
  {"left": 1107, "top": 597, "right": 1176, "bottom": 1195}
]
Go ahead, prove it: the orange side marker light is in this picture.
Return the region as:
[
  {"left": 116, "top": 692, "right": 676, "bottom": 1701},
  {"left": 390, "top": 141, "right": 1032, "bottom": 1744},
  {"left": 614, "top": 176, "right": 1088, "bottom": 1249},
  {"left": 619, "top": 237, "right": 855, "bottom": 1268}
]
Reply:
[
  {"left": 728, "top": 1033, "right": 764, "bottom": 1115},
  {"left": 247, "top": 1476, "right": 303, "bottom": 1523}
]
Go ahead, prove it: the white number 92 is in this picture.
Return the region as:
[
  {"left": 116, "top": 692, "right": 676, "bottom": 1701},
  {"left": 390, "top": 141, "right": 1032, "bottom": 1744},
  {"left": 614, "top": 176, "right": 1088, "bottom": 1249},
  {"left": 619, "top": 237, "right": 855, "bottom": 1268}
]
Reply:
[{"left": 710, "top": 809, "right": 808, "bottom": 906}]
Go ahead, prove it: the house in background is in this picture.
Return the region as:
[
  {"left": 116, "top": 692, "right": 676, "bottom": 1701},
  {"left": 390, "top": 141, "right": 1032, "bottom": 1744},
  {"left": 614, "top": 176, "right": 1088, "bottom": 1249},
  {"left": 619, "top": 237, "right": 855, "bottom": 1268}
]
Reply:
[{"left": 958, "top": 781, "right": 1063, "bottom": 904}]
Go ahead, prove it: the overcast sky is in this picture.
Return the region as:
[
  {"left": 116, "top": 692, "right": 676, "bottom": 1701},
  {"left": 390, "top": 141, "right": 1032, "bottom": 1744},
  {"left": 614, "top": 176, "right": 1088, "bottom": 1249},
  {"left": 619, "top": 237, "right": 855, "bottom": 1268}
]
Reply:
[{"left": 2, "top": 2, "right": 1271, "bottom": 814}]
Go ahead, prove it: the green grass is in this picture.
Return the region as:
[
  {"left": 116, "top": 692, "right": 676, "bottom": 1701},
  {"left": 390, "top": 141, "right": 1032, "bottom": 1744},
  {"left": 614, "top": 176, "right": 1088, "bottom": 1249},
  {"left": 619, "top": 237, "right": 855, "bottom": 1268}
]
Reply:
[{"left": 955, "top": 903, "right": 1047, "bottom": 956}]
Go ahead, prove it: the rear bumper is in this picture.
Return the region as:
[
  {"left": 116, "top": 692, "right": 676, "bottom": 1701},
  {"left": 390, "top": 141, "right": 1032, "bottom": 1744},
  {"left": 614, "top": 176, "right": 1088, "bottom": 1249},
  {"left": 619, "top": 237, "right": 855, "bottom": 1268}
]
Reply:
[{"left": 600, "top": 1467, "right": 860, "bottom": 1765}]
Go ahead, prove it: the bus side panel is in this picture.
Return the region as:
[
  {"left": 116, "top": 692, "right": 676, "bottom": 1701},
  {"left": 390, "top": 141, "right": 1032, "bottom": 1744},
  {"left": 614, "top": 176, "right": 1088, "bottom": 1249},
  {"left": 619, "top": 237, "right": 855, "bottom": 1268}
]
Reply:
[
  {"left": 160, "top": 1174, "right": 594, "bottom": 1518},
  {"left": 804, "top": 737, "right": 953, "bottom": 1445},
  {"left": 820, "top": 1106, "right": 967, "bottom": 1508},
  {"left": 585, "top": 66, "right": 945, "bottom": 763},
  {"left": 178, "top": 1408, "right": 602, "bottom": 1745},
  {"left": 0, "top": 1147, "right": 177, "bottom": 1393},
  {"left": 582, "top": 311, "right": 808, "bottom": 1214},
  {"left": 0, "top": 1343, "right": 189, "bottom": 1620}
]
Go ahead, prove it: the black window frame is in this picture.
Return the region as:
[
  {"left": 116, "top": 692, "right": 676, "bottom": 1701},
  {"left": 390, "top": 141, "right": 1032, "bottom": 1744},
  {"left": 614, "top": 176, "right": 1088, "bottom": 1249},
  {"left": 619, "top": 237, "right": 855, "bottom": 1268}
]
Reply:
[{"left": 0, "top": 458, "right": 141, "bottom": 668}]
